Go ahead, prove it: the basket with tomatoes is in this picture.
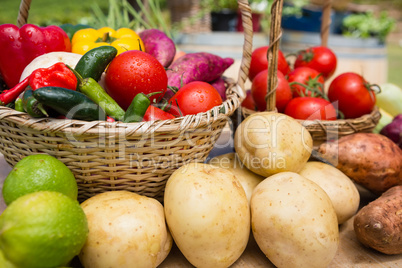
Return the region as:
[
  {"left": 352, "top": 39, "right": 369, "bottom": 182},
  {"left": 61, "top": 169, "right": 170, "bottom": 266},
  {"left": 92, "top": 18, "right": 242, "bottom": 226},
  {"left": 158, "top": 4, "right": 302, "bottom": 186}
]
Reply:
[
  {"left": 241, "top": 44, "right": 381, "bottom": 147},
  {"left": 0, "top": 0, "right": 256, "bottom": 202}
]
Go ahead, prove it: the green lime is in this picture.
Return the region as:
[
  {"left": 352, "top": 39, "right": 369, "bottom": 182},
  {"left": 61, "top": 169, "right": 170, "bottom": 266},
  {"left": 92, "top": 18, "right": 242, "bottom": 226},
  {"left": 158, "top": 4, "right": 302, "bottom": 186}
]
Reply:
[
  {"left": 2, "top": 154, "right": 78, "bottom": 205},
  {"left": 0, "top": 191, "right": 88, "bottom": 268}
]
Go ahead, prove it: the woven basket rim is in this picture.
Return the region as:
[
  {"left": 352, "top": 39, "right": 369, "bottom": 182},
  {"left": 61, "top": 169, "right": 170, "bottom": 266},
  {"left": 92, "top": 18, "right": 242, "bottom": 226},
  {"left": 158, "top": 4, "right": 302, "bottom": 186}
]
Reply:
[{"left": 241, "top": 105, "right": 381, "bottom": 127}]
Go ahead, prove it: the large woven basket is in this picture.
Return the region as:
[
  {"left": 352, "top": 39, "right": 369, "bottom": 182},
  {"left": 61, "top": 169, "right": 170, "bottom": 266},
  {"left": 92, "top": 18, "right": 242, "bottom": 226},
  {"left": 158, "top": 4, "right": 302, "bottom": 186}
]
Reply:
[
  {"left": 240, "top": 0, "right": 381, "bottom": 148},
  {"left": 0, "top": 0, "right": 255, "bottom": 202}
]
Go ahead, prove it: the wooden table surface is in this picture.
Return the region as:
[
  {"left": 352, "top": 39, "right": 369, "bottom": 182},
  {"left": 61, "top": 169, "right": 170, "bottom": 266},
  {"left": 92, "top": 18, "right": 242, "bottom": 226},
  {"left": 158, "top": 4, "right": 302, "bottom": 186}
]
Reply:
[{"left": 0, "top": 150, "right": 401, "bottom": 267}]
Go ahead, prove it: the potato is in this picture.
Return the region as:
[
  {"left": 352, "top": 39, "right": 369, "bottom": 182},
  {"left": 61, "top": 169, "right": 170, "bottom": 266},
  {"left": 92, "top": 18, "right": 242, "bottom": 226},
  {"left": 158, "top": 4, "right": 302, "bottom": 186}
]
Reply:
[
  {"left": 251, "top": 172, "right": 339, "bottom": 268},
  {"left": 164, "top": 163, "right": 250, "bottom": 268},
  {"left": 354, "top": 185, "right": 402, "bottom": 255},
  {"left": 208, "top": 152, "right": 264, "bottom": 203},
  {"left": 317, "top": 133, "right": 402, "bottom": 194},
  {"left": 298, "top": 161, "right": 360, "bottom": 224},
  {"left": 234, "top": 112, "right": 313, "bottom": 177},
  {"left": 79, "top": 191, "right": 172, "bottom": 268}
]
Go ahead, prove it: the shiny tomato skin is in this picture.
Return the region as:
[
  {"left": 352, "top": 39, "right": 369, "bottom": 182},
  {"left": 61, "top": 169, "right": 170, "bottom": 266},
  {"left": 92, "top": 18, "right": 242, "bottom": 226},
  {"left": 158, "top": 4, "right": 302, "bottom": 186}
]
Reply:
[
  {"left": 328, "top": 72, "right": 376, "bottom": 119},
  {"left": 287, "top": 66, "right": 325, "bottom": 98},
  {"left": 105, "top": 50, "right": 167, "bottom": 110},
  {"left": 142, "top": 105, "right": 175, "bottom": 121},
  {"left": 285, "top": 97, "right": 337, "bottom": 121},
  {"left": 168, "top": 81, "right": 223, "bottom": 117},
  {"left": 294, "top": 46, "right": 337, "bottom": 79},
  {"left": 251, "top": 70, "right": 292, "bottom": 113},
  {"left": 249, "top": 46, "right": 291, "bottom": 81},
  {"left": 241, "top": 90, "right": 257, "bottom": 111}
]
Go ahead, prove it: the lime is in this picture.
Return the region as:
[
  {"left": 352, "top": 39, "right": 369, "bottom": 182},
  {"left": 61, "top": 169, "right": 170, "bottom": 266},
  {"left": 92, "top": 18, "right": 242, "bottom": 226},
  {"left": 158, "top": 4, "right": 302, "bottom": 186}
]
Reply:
[
  {"left": 0, "top": 250, "right": 16, "bottom": 268},
  {"left": 0, "top": 191, "right": 88, "bottom": 268},
  {"left": 2, "top": 154, "right": 78, "bottom": 205}
]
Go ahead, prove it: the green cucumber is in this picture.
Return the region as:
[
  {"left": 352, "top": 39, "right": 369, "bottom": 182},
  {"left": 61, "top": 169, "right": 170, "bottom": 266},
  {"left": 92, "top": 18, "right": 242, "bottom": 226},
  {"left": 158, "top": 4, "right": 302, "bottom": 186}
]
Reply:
[
  {"left": 33, "top": 87, "right": 106, "bottom": 121},
  {"left": 74, "top": 46, "right": 117, "bottom": 82}
]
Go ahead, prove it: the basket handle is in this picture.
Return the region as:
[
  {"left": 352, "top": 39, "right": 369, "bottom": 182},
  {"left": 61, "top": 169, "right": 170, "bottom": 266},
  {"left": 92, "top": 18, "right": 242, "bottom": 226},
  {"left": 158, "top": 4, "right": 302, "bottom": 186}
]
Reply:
[
  {"left": 265, "top": 0, "right": 283, "bottom": 111},
  {"left": 17, "top": 0, "right": 31, "bottom": 27},
  {"left": 236, "top": 0, "right": 254, "bottom": 99},
  {"left": 320, "top": 0, "right": 333, "bottom": 47}
]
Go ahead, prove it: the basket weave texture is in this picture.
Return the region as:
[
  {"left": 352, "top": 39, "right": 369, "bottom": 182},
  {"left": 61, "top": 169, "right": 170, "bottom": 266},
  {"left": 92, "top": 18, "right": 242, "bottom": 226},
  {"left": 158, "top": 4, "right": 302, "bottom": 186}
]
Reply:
[
  {"left": 0, "top": 0, "right": 255, "bottom": 202},
  {"left": 241, "top": 106, "right": 381, "bottom": 147}
]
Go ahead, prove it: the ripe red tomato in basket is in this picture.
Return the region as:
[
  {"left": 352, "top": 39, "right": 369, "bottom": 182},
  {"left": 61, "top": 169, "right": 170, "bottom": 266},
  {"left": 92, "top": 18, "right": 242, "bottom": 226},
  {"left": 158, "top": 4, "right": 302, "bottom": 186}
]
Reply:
[
  {"left": 328, "top": 72, "right": 377, "bottom": 119},
  {"left": 168, "top": 81, "right": 223, "bottom": 117},
  {"left": 241, "top": 90, "right": 257, "bottom": 111},
  {"left": 284, "top": 97, "right": 337, "bottom": 121},
  {"left": 249, "top": 46, "right": 291, "bottom": 81},
  {"left": 142, "top": 105, "right": 175, "bottom": 121},
  {"left": 105, "top": 50, "right": 167, "bottom": 110},
  {"left": 287, "top": 67, "right": 325, "bottom": 98},
  {"left": 251, "top": 69, "right": 292, "bottom": 113},
  {"left": 294, "top": 46, "right": 337, "bottom": 79}
]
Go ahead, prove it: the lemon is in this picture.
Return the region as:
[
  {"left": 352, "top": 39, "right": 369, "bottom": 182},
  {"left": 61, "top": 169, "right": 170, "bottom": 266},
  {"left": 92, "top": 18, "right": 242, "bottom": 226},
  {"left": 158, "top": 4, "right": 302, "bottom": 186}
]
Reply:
[
  {"left": 0, "top": 191, "right": 88, "bottom": 268},
  {"left": 2, "top": 154, "right": 78, "bottom": 205}
]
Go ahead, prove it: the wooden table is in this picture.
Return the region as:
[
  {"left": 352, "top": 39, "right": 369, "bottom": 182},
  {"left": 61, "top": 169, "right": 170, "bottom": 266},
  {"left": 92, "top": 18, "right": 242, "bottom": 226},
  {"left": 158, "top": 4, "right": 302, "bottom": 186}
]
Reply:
[{"left": 0, "top": 150, "right": 401, "bottom": 267}]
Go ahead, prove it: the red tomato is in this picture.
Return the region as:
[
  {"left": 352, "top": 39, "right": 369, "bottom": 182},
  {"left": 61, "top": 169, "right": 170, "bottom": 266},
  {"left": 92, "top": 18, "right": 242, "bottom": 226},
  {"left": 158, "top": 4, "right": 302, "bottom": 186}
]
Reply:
[
  {"left": 287, "top": 66, "right": 325, "bottom": 98},
  {"left": 241, "top": 90, "right": 257, "bottom": 111},
  {"left": 284, "top": 97, "right": 337, "bottom": 121},
  {"left": 142, "top": 105, "right": 175, "bottom": 121},
  {"left": 168, "top": 81, "right": 223, "bottom": 116},
  {"left": 105, "top": 50, "right": 167, "bottom": 110},
  {"left": 328, "top": 72, "right": 376, "bottom": 119},
  {"left": 249, "top": 46, "right": 291, "bottom": 81},
  {"left": 294, "top": 46, "right": 337, "bottom": 79},
  {"left": 251, "top": 70, "right": 292, "bottom": 113}
]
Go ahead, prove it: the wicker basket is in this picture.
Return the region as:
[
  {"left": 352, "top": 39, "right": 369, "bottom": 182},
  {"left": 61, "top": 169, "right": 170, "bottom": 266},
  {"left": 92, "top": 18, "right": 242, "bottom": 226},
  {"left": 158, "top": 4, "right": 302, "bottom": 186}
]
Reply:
[
  {"left": 0, "top": 0, "right": 255, "bottom": 202},
  {"left": 240, "top": 0, "right": 382, "bottom": 148}
]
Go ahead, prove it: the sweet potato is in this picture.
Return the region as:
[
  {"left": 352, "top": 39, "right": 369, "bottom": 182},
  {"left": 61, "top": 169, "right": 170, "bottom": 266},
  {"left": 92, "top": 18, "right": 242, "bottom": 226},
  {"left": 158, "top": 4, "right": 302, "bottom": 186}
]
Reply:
[
  {"left": 139, "top": 29, "right": 176, "bottom": 67},
  {"left": 317, "top": 133, "right": 402, "bottom": 194},
  {"left": 210, "top": 76, "right": 227, "bottom": 101},
  {"left": 353, "top": 185, "right": 402, "bottom": 255},
  {"left": 166, "top": 52, "right": 234, "bottom": 89}
]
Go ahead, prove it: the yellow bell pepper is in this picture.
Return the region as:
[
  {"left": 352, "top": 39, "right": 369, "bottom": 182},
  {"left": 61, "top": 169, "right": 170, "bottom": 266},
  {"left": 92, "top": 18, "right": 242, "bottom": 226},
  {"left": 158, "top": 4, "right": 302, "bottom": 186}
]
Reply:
[{"left": 71, "top": 27, "right": 145, "bottom": 55}]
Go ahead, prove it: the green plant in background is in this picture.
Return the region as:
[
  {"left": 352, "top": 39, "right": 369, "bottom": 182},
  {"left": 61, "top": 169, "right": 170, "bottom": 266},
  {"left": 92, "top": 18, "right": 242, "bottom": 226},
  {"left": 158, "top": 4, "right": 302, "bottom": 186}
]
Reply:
[
  {"left": 89, "top": 0, "right": 172, "bottom": 35},
  {"left": 342, "top": 11, "right": 396, "bottom": 42},
  {"left": 282, "top": 0, "right": 309, "bottom": 17}
]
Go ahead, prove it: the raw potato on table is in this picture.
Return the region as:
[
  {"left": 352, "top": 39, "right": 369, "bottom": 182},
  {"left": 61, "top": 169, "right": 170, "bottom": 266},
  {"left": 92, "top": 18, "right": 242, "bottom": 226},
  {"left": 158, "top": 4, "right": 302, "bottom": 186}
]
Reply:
[
  {"left": 317, "top": 133, "right": 402, "bottom": 194},
  {"left": 354, "top": 185, "right": 402, "bottom": 255},
  {"left": 234, "top": 112, "right": 313, "bottom": 177},
  {"left": 298, "top": 161, "right": 360, "bottom": 224},
  {"left": 208, "top": 152, "right": 265, "bottom": 203},
  {"left": 250, "top": 172, "right": 339, "bottom": 268},
  {"left": 164, "top": 163, "right": 250, "bottom": 268},
  {"left": 79, "top": 191, "right": 172, "bottom": 268}
]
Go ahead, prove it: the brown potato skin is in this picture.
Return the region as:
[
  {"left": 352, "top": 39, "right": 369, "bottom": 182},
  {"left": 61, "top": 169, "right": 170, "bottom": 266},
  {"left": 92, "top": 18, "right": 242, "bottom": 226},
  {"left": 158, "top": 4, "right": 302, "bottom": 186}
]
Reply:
[
  {"left": 317, "top": 133, "right": 402, "bottom": 194},
  {"left": 353, "top": 185, "right": 402, "bottom": 255}
]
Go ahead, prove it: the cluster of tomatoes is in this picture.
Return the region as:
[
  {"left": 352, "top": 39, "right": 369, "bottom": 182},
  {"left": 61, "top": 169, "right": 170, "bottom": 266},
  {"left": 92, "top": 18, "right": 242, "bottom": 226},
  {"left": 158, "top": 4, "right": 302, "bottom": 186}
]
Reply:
[{"left": 242, "top": 45, "right": 378, "bottom": 120}]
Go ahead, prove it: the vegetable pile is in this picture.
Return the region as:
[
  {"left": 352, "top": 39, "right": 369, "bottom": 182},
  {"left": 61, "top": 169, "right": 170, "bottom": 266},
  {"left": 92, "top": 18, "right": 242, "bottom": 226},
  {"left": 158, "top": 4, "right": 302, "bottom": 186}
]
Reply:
[
  {"left": 0, "top": 23, "right": 234, "bottom": 123},
  {"left": 1, "top": 20, "right": 402, "bottom": 268},
  {"left": 242, "top": 44, "right": 382, "bottom": 121}
]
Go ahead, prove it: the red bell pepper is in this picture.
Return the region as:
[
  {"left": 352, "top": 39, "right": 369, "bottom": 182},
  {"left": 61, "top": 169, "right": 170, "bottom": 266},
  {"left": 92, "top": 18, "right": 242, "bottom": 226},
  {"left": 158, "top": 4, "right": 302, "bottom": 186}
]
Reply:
[
  {"left": 29, "top": 62, "right": 77, "bottom": 91},
  {"left": 0, "top": 62, "right": 77, "bottom": 106},
  {"left": 0, "top": 24, "right": 71, "bottom": 89}
]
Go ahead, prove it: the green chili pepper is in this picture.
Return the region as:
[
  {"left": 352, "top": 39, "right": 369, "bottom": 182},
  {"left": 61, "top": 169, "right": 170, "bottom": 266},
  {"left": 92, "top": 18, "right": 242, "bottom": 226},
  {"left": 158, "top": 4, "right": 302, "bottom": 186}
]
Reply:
[
  {"left": 123, "top": 93, "right": 151, "bottom": 123},
  {"left": 22, "top": 88, "right": 48, "bottom": 118},
  {"left": 78, "top": 77, "right": 125, "bottom": 121},
  {"left": 14, "top": 97, "right": 24, "bottom": 112}
]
